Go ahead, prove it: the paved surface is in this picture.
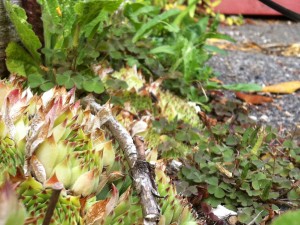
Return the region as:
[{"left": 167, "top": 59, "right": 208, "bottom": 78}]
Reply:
[
  {"left": 219, "top": 20, "right": 300, "bottom": 45},
  {"left": 208, "top": 19, "right": 300, "bottom": 133}
]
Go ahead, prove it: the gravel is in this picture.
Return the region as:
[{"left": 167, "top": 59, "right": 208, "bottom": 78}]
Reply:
[
  {"left": 207, "top": 19, "right": 300, "bottom": 132},
  {"left": 218, "top": 20, "right": 300, "bottom": 45}
]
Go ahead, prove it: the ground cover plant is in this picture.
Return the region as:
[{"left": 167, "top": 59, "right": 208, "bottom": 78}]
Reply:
[{"left": 0, "top": 0, "right": 299, "bottom": 225}]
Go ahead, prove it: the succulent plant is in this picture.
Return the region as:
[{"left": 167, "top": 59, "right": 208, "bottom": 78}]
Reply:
[
  {"left": 85, "top": 164, "right": 198, "bottom": 225},
  {"left": 157, "top": 90, "right": 201, "bottom": 128},
  {"left": 0, "top": 79, "right": 198, "bottom": 224},
  {"left": 0, "top": 80, "right": 119, "bottom": 224},
  {"left": 0, "top": 180, "right": 26, "bottom": 225}
]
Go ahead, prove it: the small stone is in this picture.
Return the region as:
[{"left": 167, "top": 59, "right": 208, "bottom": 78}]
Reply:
[
  {"left": 211, "top": 205, "right": 237, "bottom": 219},
  {"left": 169, "top": 160, "right": 183, "bottom": 172},
  {"left": 249, "top": 115, "right": 258, "bottom": 121},
  {"left": 259, "top": 114, "right": 269, "bottom": 122},
  {"left": 284, "top": 111, "right": 293, "bottom": 117},
  {"left": 228, "top": 216, "right": 238, "bottom": 225}
]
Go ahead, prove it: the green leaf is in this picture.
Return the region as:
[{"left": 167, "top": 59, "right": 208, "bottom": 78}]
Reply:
[
  {"left": 5, "top": 1, "right": 42, "bottom": 62},
  {"left": 272, "top": 210, "right": 300, "bottom": 225},
  {"left": 206, "top": 177, "right": 218, "bottom": 186},
  {"left": 241, "top": 163, "right": 250, "bottom": 180},
  {"left": 124, "top": 4, "right": 159, "bottom": 25},
  {"left": 40, "top": 82, "right": 55, "bottom": 91},
  {"left": 132, "top": 9, "right": 180, "bottom": 43},
  {"left": 223, "top": 83, "right": 262, "bottom": 92},
  {"left": 261, "top": 181, "right": 272, "bottom": 200},
  {"left": 37, "top": 0, "right": 61, "bottom": 32},
  {"left": 74, "top": 0, "right": 122, "bottom": 26},
  {"left": 28, "top": 73, "right": 45, "bottom": 88},
  {"left": 205, "top": 32, "right": 236, "bottom": 42},
  {"left": 225, "top": 135, "right": 239, "bottom": 146},
  {"left": 81, "top": 10, "right": 108, "bottom": 38},
  {"left": 72, "top": 74, "right": 84, "bottom": 89},
  {"left": 173, "top": 0, "right": 197, "bottom": 26},
  {"left": 56, "top": 71, "right": 72, "bottom": 86},
  {"left": 65, "top": 79, "right": 75, "bottom": 89},
  {"left": 82, "top": 79, "right": 105, "bottom": 94},
  {"left": 287, "top": 189, "right": 300, "bottom": 200},
  {"left": 214, "top": 187, "right": 226, "bottom": 198},
  {"left": 5, "top": 42, "right": 40, "bottom": 77},
  {"left": 203, "top": 44, "right": 227, "bottom": 55},
  {"left": 150, "top": 45, "right": 176, "bottom": 55}
]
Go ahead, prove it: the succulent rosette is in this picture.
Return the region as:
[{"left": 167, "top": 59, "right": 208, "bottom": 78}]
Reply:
[
  {"left": 0, "top": 79, "right": 198, "bottom": 225},
  {"left": 0, "top": 81, "right": 118, "bottom": 224}
]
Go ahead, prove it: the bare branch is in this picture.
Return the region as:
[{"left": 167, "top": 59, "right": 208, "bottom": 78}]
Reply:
[
  {"left": 42, "top": 183, "right": 63, "bottom": 225},
  {"left": 81, "top": 96, "right": 160, "bottom": 225}
]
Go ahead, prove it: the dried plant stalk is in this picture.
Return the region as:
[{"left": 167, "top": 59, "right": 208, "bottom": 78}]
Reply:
[{"left": 81, "top": 96, "right": 160, "bottom": 225}]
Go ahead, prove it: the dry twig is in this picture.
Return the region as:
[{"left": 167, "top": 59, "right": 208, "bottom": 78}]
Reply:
[{"left": 81, "top": 96, "right": 160, "bottom": 225}]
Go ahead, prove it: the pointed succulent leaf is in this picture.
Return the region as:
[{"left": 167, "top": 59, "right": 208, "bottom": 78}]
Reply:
[
  {"left": 0, "top": 181, "right": 26, "bottom": 225},
  {"left": 102, "top": 140, "right": 115, "bottom": 170},
  {"left": 34, "top": 135, "right": 58, "bottom": 177},
  {"left": 72, "top": 169, "right": 99, "bottom": 196}
]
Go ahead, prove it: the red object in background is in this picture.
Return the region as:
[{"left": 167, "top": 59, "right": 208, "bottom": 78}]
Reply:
[{"left": 214, "top": 0, "right": 300, "bottom": 15}]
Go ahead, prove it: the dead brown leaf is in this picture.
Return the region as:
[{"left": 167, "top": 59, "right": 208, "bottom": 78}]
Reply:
[
  {"left": 262, "top": 81, "right": 300, "bottom": 94},
  {"left": 235, "top": 92, "right": 273, "bottom": 105},
  {"left": 209, "top": 77, "right": 223, "bottom": 84},
  {"left": 283, "top": 43, "right": 300, "bottom": 57},
  {"left": 84, "top": 184, "right": 119, "bottom": 225},
  {"left": 199, "top": 111, "right": 218, "bottom": 127}
]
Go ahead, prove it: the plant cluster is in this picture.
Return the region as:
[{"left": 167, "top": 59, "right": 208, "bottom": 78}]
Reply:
[
  {"left": 3, "top": 0, "right": 244, "bottom": 104},
  {"left": 179, "top": 124, "right": 300, "bottom": 224},
  {"left": 0, "top": 80, "right": 199, "bottom": 224},
  {"left": 5, "top": 0, "right": 123, "bottom": 93},
  {"left": 2, "top": 1, "right": 299, "bottom": 225},
  {"left": 105, "top": 69, "right": 300, "bottom": 224}
]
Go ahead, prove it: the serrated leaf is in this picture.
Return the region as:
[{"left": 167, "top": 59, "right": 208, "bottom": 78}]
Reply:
[
  {"left": 5, "top": 1, "right": 42, "bottom": 62},
  {"left": 5, "top": 42, "right": 40, "bottom": 77},
  {"left": 37, "top": 0, "right": 61, "bottom": 33}
]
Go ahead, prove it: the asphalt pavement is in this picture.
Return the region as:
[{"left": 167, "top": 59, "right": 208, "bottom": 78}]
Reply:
[{"left": 208, "top": 19, "right": 300, "bottom": 133}]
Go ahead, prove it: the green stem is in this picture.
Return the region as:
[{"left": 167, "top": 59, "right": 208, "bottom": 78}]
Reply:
[
  {"left": 71, "top": 24, "right": 80, "bottom": 71},
  {"left": 73, "top": 23, "right": 80, "bottom": 48},
  {"left": 44, "top": 24, "right": 51, "bottom": 67}
]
